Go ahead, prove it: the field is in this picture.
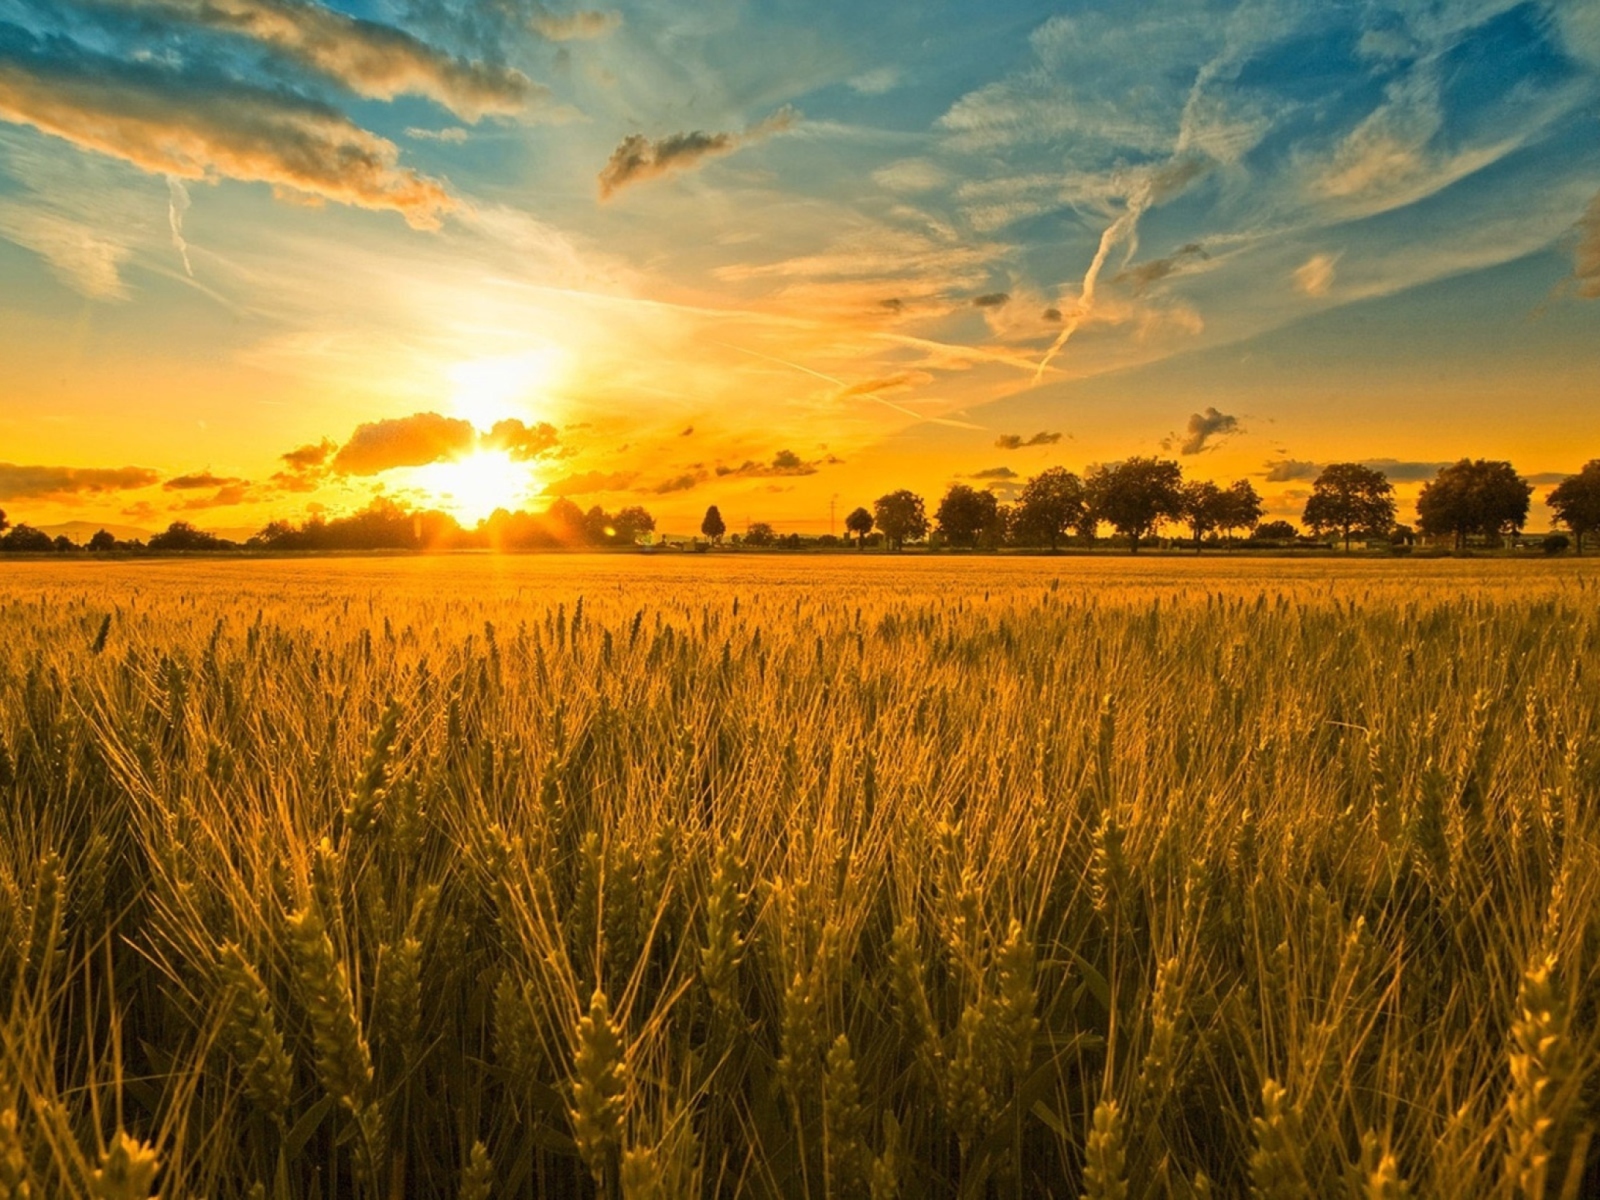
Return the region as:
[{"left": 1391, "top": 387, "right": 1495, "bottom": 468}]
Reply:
[{"left": 1, "top": 554, "right": 1597, "bottom": 1198}]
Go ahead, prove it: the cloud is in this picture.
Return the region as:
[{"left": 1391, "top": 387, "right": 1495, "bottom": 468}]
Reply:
[
  {"left": 541, "top": 469, "right": 637, "bottom": 496},
  {"left": 172, "top": 482, "right": 253, "bottom": 509},
  {"left": 0, "top": 462, "right": 159, "bottom": 500},
  {"left": 120, "top": 0, "right": 539, "bottom": 120},
  {"left": 531, "top": 9, "right": 622, "bottom": 40},
  {"left": 407, "top": 126, "right": 469, "bottom": 143},
  {"left": 164, "top": 471, "right": 246, "bottom": 490},
  {"left": 281, "top": 439, "right": 336, "bottom": 470},
  {"left": 713, "top": 449, "right": 829, "bottom": 479},
  {"left": 969, "top": 466, "right": 1017, "bottom": 480},
  {"left": 482, "top": 418, "right": 559, "bottom": 461},
  {"left": 1167, "top": 407, "right": 1241, "bottom": 455},
  {"left": 1263, "top": 458, "right": 1319, "bottom": 482},
  {"left": 0, "top": 27, "right": 455, "bottom": 229},
  {"left": 871, "top": 158, "right": 946, "bottom": 193},
  {"left": 649, "top": 472, "right": 705, "bottom": 494},
  {"left": 598, "top": 106, "right": 798, "bottom": 199},
  {"left": 1113, "top": 243, "right": 1208, "bottom": 293},
  {"left": 972, "top": 292, "right": 1010, "bottom": 308},
  {"left": 849, "top": 67, "right": 900, "bottom": 96},
  {"left": 1578, "top": 190, "right": 1600, "bottom": 299},
  {"left": 1294, "top": 253, "right": 1338, "bottom": 297},
  {"left": 331, "top": 412, "right": 476, "bottom": 475},
  {"left": 994, "top": 431, "right": 1062, "bottom": 450},
  {"left": 1526, "top": 471, "right": 1572, "bottom": 486},
  {"left": 0, "top": 207, "right": 131, "bottom": 298}
]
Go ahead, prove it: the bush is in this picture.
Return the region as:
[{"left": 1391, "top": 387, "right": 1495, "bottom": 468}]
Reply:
[{"left": 1543, "top": 534, "right": 1571, "bottom": 555}]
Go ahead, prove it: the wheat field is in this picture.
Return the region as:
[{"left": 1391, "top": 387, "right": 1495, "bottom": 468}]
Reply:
[{"left": 0, "top": 555, "right": 1596, "bottom": 1198}]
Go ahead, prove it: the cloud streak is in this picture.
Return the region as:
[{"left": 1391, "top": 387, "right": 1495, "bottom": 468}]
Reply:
[
  {"left": 0, "top": 26, "right": 455, "bottom": 228},
  {"left": 994, "top": 431, "right": 1061, "bottom": 450},
  {"left": 0, "top": 462, "right": 159, "bottom": 500},
  {"left": 115, "top": 0, "right": 539, "bottom": 120},
  {"left": 598, "top": 107, "right": 797, "bottom": 199},
  {"left": 1579, "top": 189, "right": 1600, "bottom": 298}
]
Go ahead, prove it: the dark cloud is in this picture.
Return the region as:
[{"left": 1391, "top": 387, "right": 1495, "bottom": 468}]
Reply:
[
  {"left": 598, "top": 106, "right": 797, "bottom": 199},
  {"left": 1167, "top": 407, "right": 1241, "bottom": 455},
  {"left": 1526, "top": 471, "right": 1573, "bottom": 486},
  {"left": 1358, "top": 458, "right": 1452, "bottom": 484},
  {"left": 972, "top": 292, "right": 1010, "bottom": 308},
  {"left": 1041, "top": 307, "right": 1062, "bottom": 322},
  {"left": 679, "top": 426, "right": 694, "bottom": 437},
  {"left": 649, "top": 472, "right": 705, "bottom": 494},
  {"left": 172, "top": 482, "right": 253, "bottom": 509},
  {"left": 164, "top": 471, "right": 246, "bottom": 490},
  {"left": 0, "top": 25, "right": 454, "bottom": 228},
  {"left": 281, "top": 439, "right": 335, "bottom": 470},
  {"left": 116, "top": 0, "right": 540, "bottom": 120},
  {"left": 541, "top": 469, "right": 637, "bottom": 496},
  {"left": 1113, "top": 243, "right": 1208, "bottom": 292},
  {"left": 713, "top": 449, "right": 826, "bottom": 479},
  {"left": 530, "top": 8, "right": 621, "bottom": 40},
  {"left": 994, "top": 431, "right": 1062, "bottom": 450},
  {"left": 0, "top": 462, "right": 159, "bottom": 500},
  {"left": 331, "top": 411, "right": 476, "bottom": 475},
  {"left": 1263, "top": 459, "right": 1319, "bottom": 482},
  {"left": 482, "top": 418, "right": 559, "bottom": 461},
  {"left": 969, "top": 466, "right": 1017, "bottom": 480},
  {"left": 1578, "top": 189, "right": 1600, "bottom": 299},
  {"left": 880, "top": 297, "right": 904, "bottom": 312}
]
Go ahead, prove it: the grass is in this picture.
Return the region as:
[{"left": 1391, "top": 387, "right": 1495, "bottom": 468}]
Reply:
[{"left": 0, "top": 554, "right": 1597, "bottom": 1197}]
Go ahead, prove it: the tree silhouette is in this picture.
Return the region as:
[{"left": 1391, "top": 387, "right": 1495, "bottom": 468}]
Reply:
[
  {"left": 1254, "top": 519, "right": 1298, "bottom": 541},
  {"left": 1416, "top": 459, "right": 1531, "bottom": 550},
  {"left": 614, "top": 506, "right": 656, "bottom": 545},
  {"left": 844, "top": 506, "right": 873, "bottom": 549},
  {"left": 1179, "top": 480, "right": 1225, "bottom": 552},
  {"left": 1302, "top": 463, "right": 1396, "bottom": 551},
  {"left": 935, "top": 484, "right": 997, "bottom": 549},
  {"left": 744, "top": 521, "right": 777, "bottom": 547},
  {"left": 873, "top": 490, "right": 927, "bottom": 551},
  {"left": 1015, "top": 467, "right": 1085, "bottom": 551},
  {"left": 1216, "top": 480, "right": 1264, "bottom": 547},
  {"left": 1086, "top": 457, "right": 1184, "bottom": 553},
  {"left": 701, "top": 505, "right": 726, "bottom": 544},
  {"left": 0, "top": 509, "right": 8, "bottom": 534},
  {"left": 88, "top": 529, "right": 118, "bottom": 552},
  {"left": 1547, "top": 461, "right": 1600, "bottom": 555}
]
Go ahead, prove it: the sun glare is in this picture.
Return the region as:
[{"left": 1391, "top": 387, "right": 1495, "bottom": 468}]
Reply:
[
  {"left": 411, "top": 450, "right": 534, "bottom": 525},
  {"left": 448, "top": 348, "right": 566, "bottom": 430}
]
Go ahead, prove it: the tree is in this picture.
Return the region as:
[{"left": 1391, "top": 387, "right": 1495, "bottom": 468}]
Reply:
[
  {"left": 1253, "top": 519, "right": 1298, "bottom": 541},
  {"left": 844, "top": 506, "right": 874, "bottom": 549},
  {"left": 149, "top": 521, "right": 228, "bottom": 552},
  {"left": 873, "top": 490, "right": 927, "bottom": 551},
  {"left": 614, "top": 506, "right": 656, "bottom": 545},
  {"left": 1301, "top": 463, "right": 1396, "bottom": 551},
  {"left": 0, "top": 525, "right": 53, "bottom": 552},
  {"left": 583, "top": 505, "right": 613, "bottom": 545},
  {"left": 88, "top": 529, "right": 118, "bottom": 552},
  {"left": 0, "top": 509, "right": 7, "bottom": 533},
  {"left": 1547, "top": 461, "right": 1600, "bottom": 554},
  {"left": 1015, "top": 467, "right": 1086, "bottom": 551},
  {"left": 935, "top": 484, "right": 998, "bottom": 549},
  {"left": 1216, "top": 480, "right": 1264, "bottom": 546},
  {"left": 1179, "top": 480, "right": 1225, "bottom": 552},
  {"left": 744, "top": 521, "right": 777, "bottom": 547},
  {"left": 1086, "top": 457, "right": 1185, "bottom": 553},
  {"left": 1415, "top": 459, "right": 1531, "bottom": 549},
  {"left": 701, "top": 505, "right": 726, "bottom": 544}
]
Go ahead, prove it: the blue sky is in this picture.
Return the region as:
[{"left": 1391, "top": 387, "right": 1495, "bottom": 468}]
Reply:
[{"left": 1, "top": 0, "right": 1597, "bottom": 531}]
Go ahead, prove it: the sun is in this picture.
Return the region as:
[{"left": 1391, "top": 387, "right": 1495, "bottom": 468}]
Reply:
[{"left": 411, "top": 450, "right": 535, "bottom": 525}]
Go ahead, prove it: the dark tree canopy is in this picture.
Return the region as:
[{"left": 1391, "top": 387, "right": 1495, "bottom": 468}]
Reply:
[
  {"left": 744, "top": 521, "right": 777, "bottom": 547},
  {"left": 1301, "top": 463, "right": 1396, "bottom": 551},
  {"left": 1085, "top": 457, "right": 1185, "bottom": 553},
  {"left": 700, "top": 505, "right": 726, "bottom": 543},
  {"left": 1547, "top": 461, "right": 1600, "bottom": 554},
  {"left": 614, "top": 506, "right": 656, "bottom": 544},
  {"left": 1015, "top": 467, "right": 1086, "bottom": 551},
  {"left": 1253, "top": 519, "right": 1299, "bottom": 541},
  {"left": 1415, "top": 459, "right": 1531, "bottom": 549},
  {"left": 873, "top": 489, "right": 928, "bottom": 550},
  {"left": 0, "top": 524, "right": 54, "bottom": 552},
  {"left": 935, "top": 484, "right": 999, "bottom": 549},
  {"left": 1179, "top": 480, "right": 1226, "bottom": 551},
  {"left": 0, "top": 509, "right": 8, "bottom": 534},
  {"left": 1216, "top": 479, "right": 1264, "bottom": 543},
  {"left": 88, "top": 529, "right": 118, "bottom": 552},
  {"left": 844, "top": 506, "right": 874, "bottom": 549},
  {"left": 149, "top": 522, "right": 232, "bottom": 552}
]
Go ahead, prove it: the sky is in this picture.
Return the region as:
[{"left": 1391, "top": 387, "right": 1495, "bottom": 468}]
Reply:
[{"left": 1, "top": 0, "right": 1598, "bottom": 536}]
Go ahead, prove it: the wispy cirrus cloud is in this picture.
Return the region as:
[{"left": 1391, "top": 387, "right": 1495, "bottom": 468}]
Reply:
[
  {"left": 0, "top": 24, "right": 455, "bottom": 228},
  {"left": 530, "top": 8, "right": 621, "bottom": 41}
]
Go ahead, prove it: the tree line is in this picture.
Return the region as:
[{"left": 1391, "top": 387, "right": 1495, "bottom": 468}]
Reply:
[{"left": 4, "top": 456, "right": 1599, "bottom": 556}]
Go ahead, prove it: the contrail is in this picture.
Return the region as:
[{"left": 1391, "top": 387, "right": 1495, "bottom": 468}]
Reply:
[
  {"left": 167, "top": 176, "right": 193, "bottom": 277},
  {"left": 711, "top": 340, "right": 985, "bottom": 430}
]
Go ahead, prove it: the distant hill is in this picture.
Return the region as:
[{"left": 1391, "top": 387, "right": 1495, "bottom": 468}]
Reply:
[{"left": 36, "top": 521, "right": 154, "bottom": 544}]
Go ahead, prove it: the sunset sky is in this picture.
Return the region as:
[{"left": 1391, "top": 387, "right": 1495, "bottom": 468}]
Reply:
[{"left": 2, "top": 0, "right": 1598, "bottom": 536}]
